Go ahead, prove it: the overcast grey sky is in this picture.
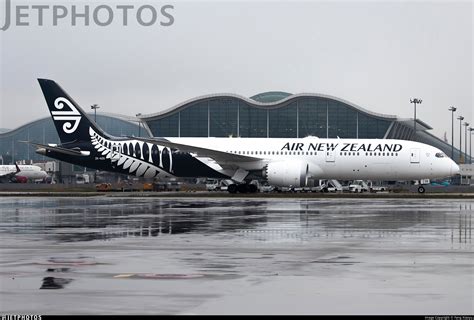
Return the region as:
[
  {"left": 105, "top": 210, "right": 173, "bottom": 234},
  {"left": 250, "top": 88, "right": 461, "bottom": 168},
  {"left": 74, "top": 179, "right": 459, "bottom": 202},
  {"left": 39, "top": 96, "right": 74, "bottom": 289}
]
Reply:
[{"left": 0, "top": 0, "right": 472, "bottom": 142}]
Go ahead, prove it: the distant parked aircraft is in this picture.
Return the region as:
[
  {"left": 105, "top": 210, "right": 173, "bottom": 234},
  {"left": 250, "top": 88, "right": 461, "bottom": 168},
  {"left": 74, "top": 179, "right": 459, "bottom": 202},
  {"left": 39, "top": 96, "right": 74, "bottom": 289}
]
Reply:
[{"left": 0, "top": 163, "right": 48, "bottom": 183}]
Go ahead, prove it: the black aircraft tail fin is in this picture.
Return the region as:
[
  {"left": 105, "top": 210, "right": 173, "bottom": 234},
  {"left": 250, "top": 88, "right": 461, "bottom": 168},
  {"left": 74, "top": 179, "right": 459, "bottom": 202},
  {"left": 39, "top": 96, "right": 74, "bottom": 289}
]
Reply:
[{"left": 37, "top": 79, "right": 111, "bottom": 144}]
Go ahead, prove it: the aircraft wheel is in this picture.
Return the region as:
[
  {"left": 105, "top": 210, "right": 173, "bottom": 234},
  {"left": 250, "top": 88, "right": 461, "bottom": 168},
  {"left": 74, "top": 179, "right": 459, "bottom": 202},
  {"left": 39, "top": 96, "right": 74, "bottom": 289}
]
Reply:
[
  {"left": 228, "top": 184, "right": 238, "bottom": 194},
  {"left": 248, "top": 184, "right": 258, "bottom": 193},
  {"left": 418, "top": 186, "right": 425, "bottom": 194},
  {"left": 237, "top": 184, "right": 248, "bottom": 193}
]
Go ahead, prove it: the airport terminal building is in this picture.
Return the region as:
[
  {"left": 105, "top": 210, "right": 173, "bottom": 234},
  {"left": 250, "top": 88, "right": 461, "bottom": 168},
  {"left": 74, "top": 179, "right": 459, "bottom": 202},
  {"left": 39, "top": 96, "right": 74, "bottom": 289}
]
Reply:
[
  {"left": 139, "top": 91, "right": 471, "bottom": 164},
  {"left": 0, "top": 91, "right": 471, "bottom": 170}
]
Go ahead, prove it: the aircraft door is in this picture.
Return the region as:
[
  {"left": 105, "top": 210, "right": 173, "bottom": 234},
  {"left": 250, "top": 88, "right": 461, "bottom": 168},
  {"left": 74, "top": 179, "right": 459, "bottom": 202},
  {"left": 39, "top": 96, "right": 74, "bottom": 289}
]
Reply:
[
  {"left": 410, "top": 148, "right": 420, "bottom": 163},
  {"left": 111, "top": 144, "right": 121, "bottom": 161},
  {"left": 325, "top": 150, "right": 335, "bottom": 162}
]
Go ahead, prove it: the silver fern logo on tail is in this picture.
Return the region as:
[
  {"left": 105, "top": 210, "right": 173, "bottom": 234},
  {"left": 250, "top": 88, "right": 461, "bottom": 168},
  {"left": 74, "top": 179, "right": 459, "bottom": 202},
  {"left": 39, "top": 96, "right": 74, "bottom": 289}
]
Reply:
[
  {"left": 89, "top": 127, "right": 173, "bottom": 178},
  {"left": 51, "top": 97, "right": 82, "bottom": 134}
]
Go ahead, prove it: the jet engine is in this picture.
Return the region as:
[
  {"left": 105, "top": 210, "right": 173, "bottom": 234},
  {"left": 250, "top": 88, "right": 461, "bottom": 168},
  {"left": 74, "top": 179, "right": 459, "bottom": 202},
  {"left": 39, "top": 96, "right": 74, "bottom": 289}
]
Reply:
[{"left": 265, "top": 161, "right": 309, "bottom": 187}]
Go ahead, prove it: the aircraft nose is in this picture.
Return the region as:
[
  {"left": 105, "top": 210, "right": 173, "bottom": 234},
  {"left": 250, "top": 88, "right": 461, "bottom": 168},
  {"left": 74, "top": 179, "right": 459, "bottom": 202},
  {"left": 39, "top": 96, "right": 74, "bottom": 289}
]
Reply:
[{"left": 451, "top": 162, "right": 460, "bottom": 176}]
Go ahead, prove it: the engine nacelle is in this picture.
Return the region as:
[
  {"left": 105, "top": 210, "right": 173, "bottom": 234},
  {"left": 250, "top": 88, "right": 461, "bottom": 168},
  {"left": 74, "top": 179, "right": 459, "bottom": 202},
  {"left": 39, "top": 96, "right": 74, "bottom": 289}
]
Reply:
[{"left": 265, "top": 161, "right": 309, "bottom": 187}]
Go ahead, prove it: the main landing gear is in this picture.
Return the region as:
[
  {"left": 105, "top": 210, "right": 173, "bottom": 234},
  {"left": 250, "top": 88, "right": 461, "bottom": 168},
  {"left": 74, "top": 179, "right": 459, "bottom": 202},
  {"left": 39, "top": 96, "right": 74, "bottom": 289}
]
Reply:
[{"left": 228, "top": 183, "right": 258, "bottom": 194}]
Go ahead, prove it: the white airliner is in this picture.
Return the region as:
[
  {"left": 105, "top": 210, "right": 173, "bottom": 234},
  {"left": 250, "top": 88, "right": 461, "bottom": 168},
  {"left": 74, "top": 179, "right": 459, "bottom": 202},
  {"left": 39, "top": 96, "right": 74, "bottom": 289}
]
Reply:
[
  {"left": 0, "top": 164, "right": 48, "bottom": 183},
  {"left": 31, "top": 79, "right": 460, "bottom": 193}
]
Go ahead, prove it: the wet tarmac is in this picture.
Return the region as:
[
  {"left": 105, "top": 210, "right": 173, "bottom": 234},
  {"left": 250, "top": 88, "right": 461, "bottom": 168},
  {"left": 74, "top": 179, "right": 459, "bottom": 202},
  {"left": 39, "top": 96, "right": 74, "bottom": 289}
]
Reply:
[{"left": 0, "top": 197, "right": 472, "bottom": 315}]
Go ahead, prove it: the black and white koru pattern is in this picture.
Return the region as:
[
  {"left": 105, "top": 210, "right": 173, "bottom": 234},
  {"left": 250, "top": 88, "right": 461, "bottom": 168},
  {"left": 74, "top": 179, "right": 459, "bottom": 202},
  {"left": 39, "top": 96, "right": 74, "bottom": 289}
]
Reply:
[
  {"left": 51, "top": 97, "right": 82, "bottom": 134},
  {"left": 89, "top": 127, "right": 173, "bottom": 178}
]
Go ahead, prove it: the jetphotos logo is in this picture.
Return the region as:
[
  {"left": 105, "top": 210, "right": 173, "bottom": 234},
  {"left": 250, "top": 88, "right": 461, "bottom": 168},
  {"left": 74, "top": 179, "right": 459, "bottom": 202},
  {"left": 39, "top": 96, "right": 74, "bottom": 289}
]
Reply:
[{"left": 0, "top": 0, "right": 175, "bottom": 31}]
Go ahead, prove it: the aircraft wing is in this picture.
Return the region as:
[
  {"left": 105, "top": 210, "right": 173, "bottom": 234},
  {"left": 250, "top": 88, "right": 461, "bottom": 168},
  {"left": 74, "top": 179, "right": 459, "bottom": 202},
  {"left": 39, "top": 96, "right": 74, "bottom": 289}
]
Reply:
[
  {"left": 0, "top": 172, "right": 17, "bottom": 182},
  {"left": 128, "top": 136, "right": 261, "bottom": 164}
]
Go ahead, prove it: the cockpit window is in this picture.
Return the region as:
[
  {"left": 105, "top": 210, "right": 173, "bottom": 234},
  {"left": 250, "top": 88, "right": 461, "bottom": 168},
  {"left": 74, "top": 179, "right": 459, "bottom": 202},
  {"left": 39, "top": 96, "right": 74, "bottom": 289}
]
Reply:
[{"left": 435, "top": 152, "right": 446, "bottom": 158}]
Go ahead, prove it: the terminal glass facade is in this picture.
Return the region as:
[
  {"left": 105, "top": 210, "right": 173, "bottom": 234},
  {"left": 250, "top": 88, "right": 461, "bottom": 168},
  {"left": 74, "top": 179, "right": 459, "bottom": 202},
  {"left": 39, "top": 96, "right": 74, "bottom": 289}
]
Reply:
[
  {"left": 210, "top": 98, "right": 238, "bottom": 137},
  {"left": 358, "top": 113, "right": 391, "bottom": 139},
  {"left": 179, "top": 102, "right": 208, "bottom": 137},
  {"left": 268, "top": 102, "right": 297, "bottom": 138},
  {"left": 239, "top": 103, "right": 267, "bottom": 137},
  {"left": 147, "top": 112, "right": 179, "bottom": 137},
  {"left": 298, "top": 98, "right": 327, "bottom": 138},
  {"left": 143, "top": 94, "right": 394, "bottom": 140},
  {"left": 328, "top": 100, "right": 358, "bottom": 138}
]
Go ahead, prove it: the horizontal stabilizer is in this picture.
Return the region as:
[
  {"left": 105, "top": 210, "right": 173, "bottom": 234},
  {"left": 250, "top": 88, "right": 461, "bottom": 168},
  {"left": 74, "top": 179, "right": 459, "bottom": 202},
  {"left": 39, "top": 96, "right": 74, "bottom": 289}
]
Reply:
[{"left": 20, "top": 141, "right": 85, "bottom": 157}]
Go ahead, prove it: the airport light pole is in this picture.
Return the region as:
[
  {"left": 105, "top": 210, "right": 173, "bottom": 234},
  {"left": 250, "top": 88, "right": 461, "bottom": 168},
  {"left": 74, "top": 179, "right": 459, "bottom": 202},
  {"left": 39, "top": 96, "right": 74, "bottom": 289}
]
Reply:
[
  {"left": 91, "top": 104, "right": 100, "bottom": 183},
  {"left": 91, "top": 104, "right": 100, "bottom": 122},
  {"left": 448, "top": 107, "right": 457, "bottom": 160},
  {"left": 410, "top": 98, "right": 422, "bottom": 140},
  {"left": 457, "top": 116, "right": 464, "bottom": 163},
  {"left": 136, "top": 113, "right": 142, "bottom": 137},
  {"left": 464, "top": 122, "right": 469, "bottom": 164},
  {"left": 469, "top": 127, "right": 473, "bottom": 164}
]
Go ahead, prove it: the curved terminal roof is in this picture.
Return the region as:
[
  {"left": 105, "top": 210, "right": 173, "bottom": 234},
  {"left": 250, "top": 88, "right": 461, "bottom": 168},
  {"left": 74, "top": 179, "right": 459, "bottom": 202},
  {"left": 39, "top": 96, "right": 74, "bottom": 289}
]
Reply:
[
  {"left": 250, "top": 91, "right": 292, "bottom": 103},
  {"left": 139, "top": 92, "right": 399, "bottom": 122}
]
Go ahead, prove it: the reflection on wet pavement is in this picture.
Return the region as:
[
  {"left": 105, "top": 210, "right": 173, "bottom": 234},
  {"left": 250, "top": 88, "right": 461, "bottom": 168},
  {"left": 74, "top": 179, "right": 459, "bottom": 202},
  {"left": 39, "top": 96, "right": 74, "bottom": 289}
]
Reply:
[
  {"left": 0, "top": 197, "right": 472, "bottom": 314},
  {"left": 40, "top": 277, "right": 73, "bottom": 289},
  {"left": 0, "top": 198, "right": 472, "bottom": 244}
]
